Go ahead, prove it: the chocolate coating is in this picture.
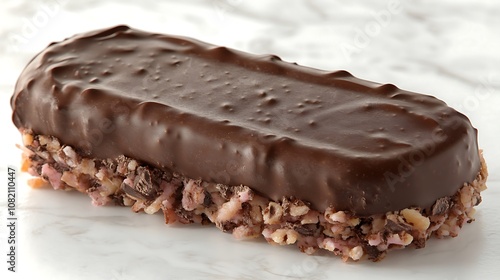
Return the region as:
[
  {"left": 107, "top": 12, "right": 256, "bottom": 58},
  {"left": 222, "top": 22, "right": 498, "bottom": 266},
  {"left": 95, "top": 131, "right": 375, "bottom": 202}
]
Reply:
[{"left": 11, "top": 26, "right": 480, "bottom": 215}]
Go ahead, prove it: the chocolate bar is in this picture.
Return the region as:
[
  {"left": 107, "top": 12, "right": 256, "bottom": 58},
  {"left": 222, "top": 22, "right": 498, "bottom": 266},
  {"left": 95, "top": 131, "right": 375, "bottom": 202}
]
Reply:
[{"left": 11, "top": 26, "right": 487, "bottom": 261}]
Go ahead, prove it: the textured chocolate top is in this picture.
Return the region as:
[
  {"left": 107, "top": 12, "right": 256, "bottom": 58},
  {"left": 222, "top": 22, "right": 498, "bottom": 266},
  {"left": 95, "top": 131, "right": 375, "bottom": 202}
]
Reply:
[{"left": 11, "top": 26, "right": 480, "bottom": 215}]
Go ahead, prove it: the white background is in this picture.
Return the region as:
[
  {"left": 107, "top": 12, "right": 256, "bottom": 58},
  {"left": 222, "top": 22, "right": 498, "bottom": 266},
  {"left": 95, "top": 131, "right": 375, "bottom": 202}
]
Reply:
[{"left": 0, "top": 0, "right": 499, "bottom": 279}]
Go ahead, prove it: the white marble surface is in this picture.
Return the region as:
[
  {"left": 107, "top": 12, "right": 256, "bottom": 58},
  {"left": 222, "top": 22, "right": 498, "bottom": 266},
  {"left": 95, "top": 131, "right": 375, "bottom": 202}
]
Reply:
[{"left": 1, "top": 0, "right": 499, "bottom": 279}]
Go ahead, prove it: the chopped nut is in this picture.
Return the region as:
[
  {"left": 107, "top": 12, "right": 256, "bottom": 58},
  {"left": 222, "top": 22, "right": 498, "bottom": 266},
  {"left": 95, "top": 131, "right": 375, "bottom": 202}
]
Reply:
[
  {"left": 460, "top": 186, "right": 474, "bottom": 208},
  {"left": 322, "top": 227, "right": 335, "bottom": 237},
  {"left": 289, "top": 203, "right": 310, "bottom": 217},
  {"left": 128, "top": 160, "right": 138, "bottom": 171},
  {"left": 401, "top": 208, "right": 430, "bottom": 232},
  {"left": 349, "top": 246, "right": 364, "bottom": 261},
  {"left": 95, "top": 168, "right": 106, "bottom": 180},
  {"left": 232, "top": 225, "right": 260, "bottom": 240},
  {"left": 347, "top": 218, "right": 360, "bottom": 227},
  {"left": 144, "top": 195, "right": 165, "bottom": 214},
  {"left": 324, "top": 209, "right": 346, "bottom": 223},
  {"left": 216, "top": 197, "right": 241, "bottom": 222},
  {"left": 98, "top": 176, "right": 121, "bottom": 196},
  {"left": 77, "top": 159, "right": 96, "bottom": 176},
  {"left": 263, "top": 202, "right": 283, "bottom": 225},
  {"left": 303, "top": 247, "right": 317, "bottom": 255},
  {"left": 38, "top": 135, "right": 50, "bottom": 146},
  {"left": 400, "top": 233, "right": 414, "bottom": 245},
  {"left": 62, "top": 146, "right": 79, "bottom": 167},
  {"left": 371, "top": 215, "right": 385, "bottom": 232},
  {"left": 61, "top": 171, "right": 78, "bottom": 188},
  {"left": 46, "top": 138, "right": 61, "bottom": 152},
  {"left": 28, "top": 177, "right": 49, "bottom": 189},
  {"left": 301, "top": 210, "right": 319, "bottom": 225},
  {"left": 386, "top": 233, "right": 413, "bottom": 246},
  {"left": 270, "top": 229, "right": 299, "bottom": 245},
  {"left": 466, "top": 207, "right": 476, "bottom": 219},
  {"left": 367, "top": 233, "right": 382, "bottom": 246},
  {"left": 123, "top": 196, "right": 134, "bottom": 206},
  {"left": 320, "top": 238, "right": 336, "bottom": 251},
  {"left": 249, "top": 203, "right": 263, "bottom": 223},
  {"left": 22, "top": 133, "right": 34, "bottom": 146},
  {"left": 20, "top": 156, "right": 31, "bottom": 172}
]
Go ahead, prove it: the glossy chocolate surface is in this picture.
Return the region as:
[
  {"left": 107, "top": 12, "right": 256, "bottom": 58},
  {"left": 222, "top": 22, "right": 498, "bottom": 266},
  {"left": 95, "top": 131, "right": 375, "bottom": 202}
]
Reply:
[{"left": 11, "top": 26, "right": 480, "bottom": 215}]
